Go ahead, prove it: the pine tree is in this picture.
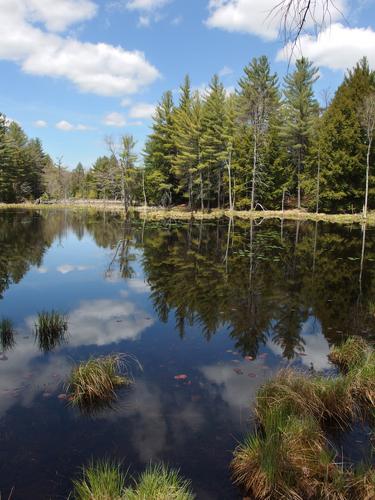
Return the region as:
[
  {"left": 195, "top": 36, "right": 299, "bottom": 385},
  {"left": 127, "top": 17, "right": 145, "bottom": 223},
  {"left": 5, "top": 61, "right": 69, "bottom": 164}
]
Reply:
[
  {"left": 281, "top": 57, "right": 319, "bottom": 209},
  {"left": 144, "top": 91, "right": 176, "bottom": 206},
  {"left": 318, "top": 58, "right": 375, "bottom": 212},
  {"left": 172, "top": 75, "right": 195, "bottom": 208},
  {"left": 0, "top": 114, "right": 15, "bottom": 202},
  {"left": 201, "top": 75, "right": 228, "bottom": 209},
  {"left": 238, "top": 56, "right": 279, "bottom": 210}
]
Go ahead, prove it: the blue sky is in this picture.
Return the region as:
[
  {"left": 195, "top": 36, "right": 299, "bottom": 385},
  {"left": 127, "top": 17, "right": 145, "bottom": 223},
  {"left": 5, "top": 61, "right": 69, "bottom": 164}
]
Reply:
[{"left": 1, "top": 0, "right": 375, "bottom": 169}]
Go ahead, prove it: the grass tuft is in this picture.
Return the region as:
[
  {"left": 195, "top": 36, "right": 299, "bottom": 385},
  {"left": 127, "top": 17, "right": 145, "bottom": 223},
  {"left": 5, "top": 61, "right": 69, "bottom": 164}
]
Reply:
[
  {"left": 232, "top": 339, "right": 375, "bottom": 499},
  {"left": 73, "top": 460, "right": 126, "bottom": 500},
  {"left": 125, "top": 463, "right": 195, "bottom": 500},
  {"left": 328, "top": 337, "right": 369, "bottom": 372},
  {"left": 34, "top": 310, "right": 68, "bottom": 352},
  {"left": 66, "top": 355, "right": 132, "bottom": 411},
  {"left": 72, "top": 461, "right": 195, "bottom": 500},
  {"left": 0, "top": 318, "right": 16, "bottom": 352}
]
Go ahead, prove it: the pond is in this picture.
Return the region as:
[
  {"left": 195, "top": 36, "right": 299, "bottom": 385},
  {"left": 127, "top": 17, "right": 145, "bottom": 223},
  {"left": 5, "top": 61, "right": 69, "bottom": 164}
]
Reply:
[{"left": 0, "top": 210, "right": 374, "bottom": 499}]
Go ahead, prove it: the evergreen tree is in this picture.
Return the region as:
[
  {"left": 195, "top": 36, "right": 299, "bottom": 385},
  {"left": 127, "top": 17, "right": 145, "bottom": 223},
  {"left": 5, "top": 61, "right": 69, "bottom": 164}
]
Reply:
[
  {"left": 144, "top": 91, "right": 176, "bottom": 206},
  {"left": 0, "top": 114, "right": 15, "bottom": 202},
  {"left": 281, "top": 57, "right": 319, "bottom": 209},
  {"left": 318, "top": 58, "right": 375, "bottom": 212},
  {"left": 201, "top": 75, "right": 228, "bottom": 208},
  {"left": 238, "top": 56, "right": 279, "bottom": 210}
]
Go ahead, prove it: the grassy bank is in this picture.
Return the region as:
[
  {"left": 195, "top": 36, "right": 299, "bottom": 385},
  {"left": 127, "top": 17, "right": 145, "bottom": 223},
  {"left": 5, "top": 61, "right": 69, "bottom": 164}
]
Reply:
[
  {"left": 0, "top": 201, "right": 374, "bottom": 224},
  {"left": 232, "top": 338, "right": 375, "bottom": 499}
]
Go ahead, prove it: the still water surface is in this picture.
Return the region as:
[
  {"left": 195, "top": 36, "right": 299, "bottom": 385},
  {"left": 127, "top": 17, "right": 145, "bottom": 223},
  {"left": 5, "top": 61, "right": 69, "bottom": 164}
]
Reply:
[{"left": 0, "top": 210, "right": 374, "bottom": 499}]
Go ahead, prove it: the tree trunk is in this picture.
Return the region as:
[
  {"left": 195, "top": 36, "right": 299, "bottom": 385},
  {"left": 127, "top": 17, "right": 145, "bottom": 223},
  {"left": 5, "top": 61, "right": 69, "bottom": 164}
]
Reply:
[
  {"left": 251, "top": 132, "right": 257, "bottom": 211},
  {"left": 227, "top": 149, "right": 233, "bottom": 211},
  {"left": 200, "top": 171, "right": 204, "bottom": 212},
  {"left": 297, "top": 149, "right": 301, "bottom": 210},
  {"left": 142, "top": 169, "right": 147, "bottom": 208},
  {"left": 364, "top": 138, "right": 372, "bottom": 218},
  {"left": 316, "top": 149, "right": 321, "bottom": 214}
]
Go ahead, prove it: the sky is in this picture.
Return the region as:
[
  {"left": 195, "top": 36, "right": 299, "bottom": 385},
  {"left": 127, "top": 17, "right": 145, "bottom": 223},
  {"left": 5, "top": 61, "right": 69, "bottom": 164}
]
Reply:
[{"left": 1, "top": 0, "right": 375, "bottom": 169}]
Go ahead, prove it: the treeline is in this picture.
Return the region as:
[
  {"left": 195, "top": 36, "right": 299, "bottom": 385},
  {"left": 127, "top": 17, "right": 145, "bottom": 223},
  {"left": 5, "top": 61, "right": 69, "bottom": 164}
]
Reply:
[{"left": 1, "top": 56, "right": 374, "bottom": 213}]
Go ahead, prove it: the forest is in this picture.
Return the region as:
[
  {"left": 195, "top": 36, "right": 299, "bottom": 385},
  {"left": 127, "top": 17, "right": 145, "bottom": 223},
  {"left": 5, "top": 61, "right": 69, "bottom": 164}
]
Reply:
[{"left": 1, "top": 56, "right": 374, "bottom": 214}]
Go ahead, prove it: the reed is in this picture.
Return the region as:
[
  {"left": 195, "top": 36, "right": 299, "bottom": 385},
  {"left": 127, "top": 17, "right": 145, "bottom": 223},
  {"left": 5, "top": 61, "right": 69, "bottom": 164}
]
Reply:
[
  {"left": 34, "top": 310, "right": 68, "bottom": 352},
  {"left": 0, "top": 318, "right": 16, "bottom": 352}
]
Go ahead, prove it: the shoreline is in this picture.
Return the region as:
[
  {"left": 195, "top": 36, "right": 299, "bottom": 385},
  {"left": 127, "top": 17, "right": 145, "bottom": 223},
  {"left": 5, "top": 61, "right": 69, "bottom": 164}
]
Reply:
[{"left": 0, "top": 202, "right": 372, "bottom": 224}]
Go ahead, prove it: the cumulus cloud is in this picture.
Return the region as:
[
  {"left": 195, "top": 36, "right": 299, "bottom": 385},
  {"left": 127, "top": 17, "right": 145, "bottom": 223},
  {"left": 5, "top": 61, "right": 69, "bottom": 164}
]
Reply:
[
  {"left": 277, "top": 23, "right": 375, "bottom": 70},
  {"left": 126, "top": 0, "right": 172, "bottom": 27},
  {"left": 56, "top": 120, "right": 91, "bottom": 131},
  {"left": 128, "top": 102, "right": 155, "bottom": 119},
  {"left": 33, "top": 119, "right": 48, "bottom": 128},
  {"left": 0, "top": 0, "right": 160, "bottom": 96},
  {"left": 206, "top": 0, "right": 346, "bottom": 41},
  {"left": 103, "top": 112, "right": 126, "bottom": 127},
  {"left": 67, "top": 298, "right": 154, "bottom": 346},
  {"left": 56, "top": 264, "right": 92, "bottom": 273}
]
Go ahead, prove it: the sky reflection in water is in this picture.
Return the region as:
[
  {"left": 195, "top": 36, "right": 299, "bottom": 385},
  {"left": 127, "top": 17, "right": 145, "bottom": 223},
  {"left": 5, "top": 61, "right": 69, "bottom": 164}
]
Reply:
[{"left": 0, "top": 210, "right": 374, "bottom": 499}]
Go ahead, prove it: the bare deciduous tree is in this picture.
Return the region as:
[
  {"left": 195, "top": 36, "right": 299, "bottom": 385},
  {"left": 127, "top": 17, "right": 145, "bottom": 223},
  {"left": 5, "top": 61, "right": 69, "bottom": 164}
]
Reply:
[
  {"left": 273, "top": 0, "right": 343, "bottom": 47},
  {"left": 361, "top": 93, "right": 375, "bottom": 219}
]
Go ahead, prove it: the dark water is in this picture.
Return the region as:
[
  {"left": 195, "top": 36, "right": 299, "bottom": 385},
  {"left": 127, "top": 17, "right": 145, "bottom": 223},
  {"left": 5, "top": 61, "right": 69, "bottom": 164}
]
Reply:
[{"left": 0, "top": 210, "right": 374, "bottom": 499}]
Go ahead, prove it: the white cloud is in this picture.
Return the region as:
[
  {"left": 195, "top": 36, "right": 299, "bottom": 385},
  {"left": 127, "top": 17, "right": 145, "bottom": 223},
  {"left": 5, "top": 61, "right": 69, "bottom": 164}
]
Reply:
[
  {"left": 67, "top": 298, "right": 154, "bottom": 346},
  {"left": 56, "top": 264, "right": 91, "bottom": 273},
  {"left": 277, "top": 23, "right": 375, "bottom": 71},
  {"left": 103, "top": 112, "right": 126, "bottom": 127},
  {"left": 126, "top": 0, "right": 171, "bottom": 26},
  {"left": 127, "top": 278, "right": 150, "bottom": 293},
  {"left": 128, "top": 102, "right": 155, "bottom": 119},
  {"left": 218, "top": 65, "right": 233, "bottom": 77},
  {"left": 55, "top": 120, "right": 91, "bottom": 131},
  {"left": 120, "top": 97, "right": 132, "bottom": 107},
  {"left": 33, "top": 119, "right": 47, "bottom": 128},
  {"left": 0, "top": 0, "right": 160, "bottom": 96},
  {"left": 126, "top": 0, "right": 171, "bottom": 11},
  {"left": 206, "top": 0, "right": 346, "bottom": 41},
  {"left": 24, "top": 0, "right": 97, "bottom": 32}
]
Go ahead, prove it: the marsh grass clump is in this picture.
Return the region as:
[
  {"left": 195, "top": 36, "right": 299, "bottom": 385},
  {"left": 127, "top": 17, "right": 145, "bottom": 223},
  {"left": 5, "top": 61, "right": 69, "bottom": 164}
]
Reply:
[
  {"left": 72, "top": 461, "right": 195, "bottom": 500},
  {"left": 34, "top": 310, "right": 68, "bottom": 352},
  {"left": 348, "top": 351, "right": 375, "bottom": 409},
  {"left": 66, "top": 355, "right": 132, "bottom": 411},
  {"left": 124, "top": 464, "right": 195, "bottom": 500},
  {"left": 0, "top": 318, "right": 16, "bottom": 352},
  {"left": 328, "top": 337, "right": 369, "bottom": 372},
  {"left": 73, "top": 460, "right": 126, "bottom": 500},
  {"left": 232, "top": 339, "right": 375, "bottom": 499}
]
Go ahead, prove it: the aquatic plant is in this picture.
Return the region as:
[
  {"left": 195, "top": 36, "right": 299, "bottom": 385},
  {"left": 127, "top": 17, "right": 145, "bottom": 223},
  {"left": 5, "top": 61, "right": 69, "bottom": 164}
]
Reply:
[
  {"left": 124, "top": 463, "right": 195, "bottom": 500},
  {"left": 232, "top": 339, "right": 375, "bottom": 499},
  {"left": 73, "top": 460, "right": 126, "bottom": 500},
  {"left": 34, "top": 310, "right": 68, "bottom": 352},
  {"left": 66, "top": 355, "right": 131, "bottom": 410},
  {"left": 72, "top": 461, "right": 195, "bottom": 500},
  {"left": 0, "top": 318, "right": 16, "bottom": 352},
  {"left": 328, "top": 337, "right": 369, "bottom": 372}
]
